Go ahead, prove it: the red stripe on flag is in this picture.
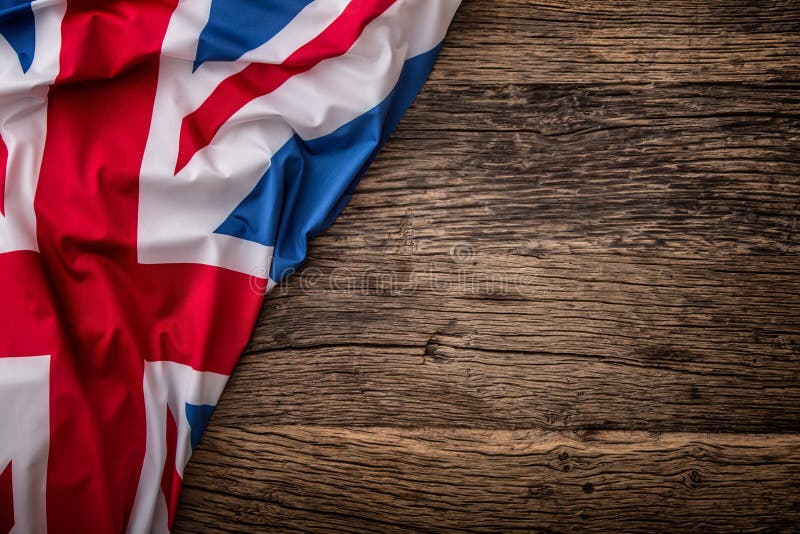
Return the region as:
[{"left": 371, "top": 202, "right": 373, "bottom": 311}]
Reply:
[
  {"left": 33, "top": 0, "right": 265, "bottom": 530},
  {"left": 55, "top": 0, "right": 180, "bottom": 84},
  {"left": 38, "top": 2, "right": 178, "bottom": 532},
  {"left": 0, "top": 462, "right": 12, "bottom": 534},
  {"left": 0, "top": 132, "right": 7, "bottom": 216},
  {"left": 0, "top": 251, "right": 60, "bottom": 357},
  {"left": 160, "top": 406, "right": 182, "bottom": 530},
  {"left": 174, "top": 0, "right": 397, "bottom": 174}
]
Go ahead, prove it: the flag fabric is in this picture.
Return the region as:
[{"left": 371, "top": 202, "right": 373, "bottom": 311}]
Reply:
[{"left": 0, "top": 0, "right": 460, "bottom": 531}]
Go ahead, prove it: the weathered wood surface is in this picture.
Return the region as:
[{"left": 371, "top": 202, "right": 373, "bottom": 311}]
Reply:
[
  {"left": 175, "top": 0, "right": 800, "bottom": 531},
  {"left": 180, "top": 428, "right": 800, "bottom": 532}
]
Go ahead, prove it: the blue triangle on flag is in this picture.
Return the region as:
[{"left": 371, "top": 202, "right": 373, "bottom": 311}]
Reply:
[
  {"left": 193, "top": 0, "right": 313, "bottom": 71},
  {"left": 185, "top": 403, "right": 216, "bottom": 451},
  {"left": 0, "top": 0, "right": 35, "bottom": 73}
]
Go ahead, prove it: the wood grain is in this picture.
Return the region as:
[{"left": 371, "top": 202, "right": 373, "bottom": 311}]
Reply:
[
  {"left": 434, "top": 0, "right": 800, "bottom": 84},
  {"left": 178, "top": 426, "right": 800, "bottom": 533},
  {"left": 175, "top": 0, "right": 800, "bottom": 531}
]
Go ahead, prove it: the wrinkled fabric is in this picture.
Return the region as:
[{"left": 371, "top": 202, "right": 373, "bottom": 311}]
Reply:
[{"left": 0, "top": 0, "right": 459, "bottom": 531}]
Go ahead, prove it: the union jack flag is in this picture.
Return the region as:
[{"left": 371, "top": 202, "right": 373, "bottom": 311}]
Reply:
[{"left": 0, "top": 0, "right": 459, "bottom": 531}]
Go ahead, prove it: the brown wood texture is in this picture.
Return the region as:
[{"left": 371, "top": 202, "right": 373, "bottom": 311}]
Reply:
[{"left": 175, "top": 1, "right": 800, "bottom": 531}]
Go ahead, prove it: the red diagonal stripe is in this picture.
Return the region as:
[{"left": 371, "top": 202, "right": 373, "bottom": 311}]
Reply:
[
  {"left": 174, "top": 0, "right": 397, "bottom": 174},
  {"left": 0, "top": 461, "right": 12, "bottom": 534},
  {"left": 0, "top": 132, "right": 7, "bottom": 216},
  {"left": 160, "top": 406, "right": 182, "bottom": 530}
]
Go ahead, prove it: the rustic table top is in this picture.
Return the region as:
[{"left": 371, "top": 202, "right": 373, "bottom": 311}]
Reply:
[{"left": 175, "top": 1, "right": 800, "bottom": 531}]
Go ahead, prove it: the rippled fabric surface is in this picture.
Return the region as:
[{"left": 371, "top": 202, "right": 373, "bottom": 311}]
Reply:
[{"left": 0, "top": 0, "right": 460, "bottom": 531}]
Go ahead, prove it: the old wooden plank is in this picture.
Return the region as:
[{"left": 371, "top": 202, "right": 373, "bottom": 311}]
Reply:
[
  {"left": 436, "top": 0, "right": 800, "bottom": 84},
  {"left": 222, "top": 252, "right": 800, "bottom": 432},
  {"left": 330, "top": 84, "right": 800, "bottom": 257},
  {"left": 175, "top": 426, "right": 800, "bottom": 533}
]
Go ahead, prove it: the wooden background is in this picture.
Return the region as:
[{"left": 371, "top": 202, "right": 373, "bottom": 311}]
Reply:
[{"left": 175, "top": 1, "right": 800, "bottom": 531}]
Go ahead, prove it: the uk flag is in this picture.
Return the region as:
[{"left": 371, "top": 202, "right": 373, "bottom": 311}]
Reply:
[{"left": 0, "top": 0, "right": 459, "bottom": 531}]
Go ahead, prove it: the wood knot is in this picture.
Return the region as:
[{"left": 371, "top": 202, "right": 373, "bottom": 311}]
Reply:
[
  {"left": 684, "top": 469, "right": 705, "bottom": 489},
  {"left": 550, "top": 449, "right": 576, "bottom": 473},
  {"left": 422, "top": 334, "right": 446, "bottom": 363}
]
